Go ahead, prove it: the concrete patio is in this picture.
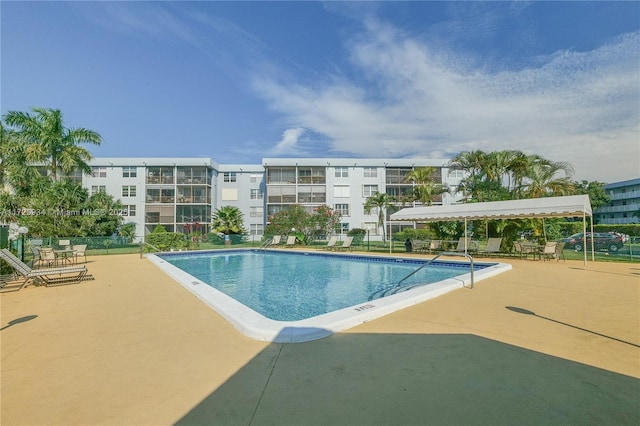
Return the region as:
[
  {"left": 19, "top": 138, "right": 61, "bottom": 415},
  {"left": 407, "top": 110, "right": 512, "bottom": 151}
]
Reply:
[{"left": 1, "top": 252, "right": 639, "bottom": 425}]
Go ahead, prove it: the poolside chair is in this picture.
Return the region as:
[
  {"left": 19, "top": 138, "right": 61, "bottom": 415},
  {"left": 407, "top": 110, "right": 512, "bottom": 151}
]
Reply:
[
  {"left": 555, "top": 241, "right": 566, "bottom": 262},
  {"left": 73, "top": 244, "right": 87, "bottom": 264},
  {"left": 284, "top": 235, "right": 297, "bottom": 247},
  {"left": 541, "top": 242, "right": 558, "bottom": 261},
  {"left": 334, "top": 236, "right": 354, "bottom": 251},
  {"left": 320, "top": 236, "right": 338, "bottom": 250},
  {"left": 0, "top": 248, "right": 90, "bottom": 291},
  {"left": 478, "top": 238, "right": 503, "bottom": 257},
  {"left": 266, "top": 235, "right": 282, "bottom": 247},
  {"left": 455, "top": 237, "right": 478, "bottom": 253},
  {"left": 411, "top": 240, "right": 427, "bottom": 253},
  {"left": 38, "top": 247, "right": 58, "bottom": 267},
  {"left": 427, "top": 240, "right": 441, "bottom": 253},
  {"left": 58, "top": 239, "right": 71, "bottom": 250},
  {"left": 30, "top": 246, "right": 43, "bottom": 269}
]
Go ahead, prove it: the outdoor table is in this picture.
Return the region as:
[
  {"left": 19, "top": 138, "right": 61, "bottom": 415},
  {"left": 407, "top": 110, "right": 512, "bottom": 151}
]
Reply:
[
  {"left": 521, "top": 242, "right": 543, "bottom": 260},
  {"left": 54, "top": 249, "right": 75, "bottom": 265}
]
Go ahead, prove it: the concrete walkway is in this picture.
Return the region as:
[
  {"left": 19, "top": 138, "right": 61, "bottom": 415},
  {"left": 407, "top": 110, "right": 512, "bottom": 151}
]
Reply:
[{"left": 1, "top": 253, "right": 639, "bottom": 425}]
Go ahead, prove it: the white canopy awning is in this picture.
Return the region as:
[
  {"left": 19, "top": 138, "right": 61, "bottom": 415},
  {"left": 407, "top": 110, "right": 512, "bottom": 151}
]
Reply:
[{"left": 390, "top": 195, "right": 592, "bottom": 222}]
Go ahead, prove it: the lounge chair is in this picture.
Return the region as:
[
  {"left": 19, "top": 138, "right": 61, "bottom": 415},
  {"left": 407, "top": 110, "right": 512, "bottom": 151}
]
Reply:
[
  {"left": 0, "top": 248, "right": 90, "bottom": 291},
  {"left": 266, "top": 235, "right": 282, "bottom": 247},
  {"left": 427, "top": 240, "right": 441, "bottom": 253},
  {"left": 334, "top": 236, "right": 354, "bottom": 251},
  {"left": 284, "top": 235, "right": 297, "bottom": 247},
  {"left": 541, "top": 242, "right": 558, "bottom": 261},
  {"left": 320, "top": 236, "right": 338, "bottom": 250},
  {"left": 73, "top": 244, "right": 87, "bottom": 264},
  {"left": 412, "top": 240, "right": 427, "bottom": 253},
  {"left": 455, "top": 237, "right": 478, "bottom": 253},
  {"left": 477, "top": 238, "right": 503, "bottom": 257}
]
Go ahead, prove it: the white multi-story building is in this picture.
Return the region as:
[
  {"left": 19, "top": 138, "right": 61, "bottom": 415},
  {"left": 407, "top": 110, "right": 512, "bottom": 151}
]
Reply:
[
  {"left": 82, "top": 157, "right": 464, "bottom": 241},
  {"left": 593, "top": 178, "right": 640, "bottom": 225}
]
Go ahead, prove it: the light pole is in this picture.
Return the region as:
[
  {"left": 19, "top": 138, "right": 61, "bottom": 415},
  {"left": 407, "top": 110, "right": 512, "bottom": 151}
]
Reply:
[{"left": 18, "top": 226, "right": 28, "bottom": 262}]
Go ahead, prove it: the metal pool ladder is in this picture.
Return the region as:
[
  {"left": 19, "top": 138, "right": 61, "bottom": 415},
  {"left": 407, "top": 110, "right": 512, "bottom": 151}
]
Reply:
[
  {"left": 397, "top": 252, "right": 475, "bottom": 289},
  {"left": 258, "top": 238, "right": 273, "bottom": 251}
]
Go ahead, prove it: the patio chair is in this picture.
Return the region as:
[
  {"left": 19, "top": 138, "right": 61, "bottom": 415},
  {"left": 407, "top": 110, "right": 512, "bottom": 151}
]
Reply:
[
  {"left": 284, "top": 235, "right": 297, "bottom": 247},
  {"left": 38, "top": 247, "right": 58, "bottom": 267},
  {"left": 73, "top": 244, "right": 87, "bottom": 264},
  {"left": 477, "top": 238, "right": 503, "bottom": 257},
  {"left": 427, "top": 240, "right": 441, "bottom": 253},
  {"left": 334, "top": 236, "right": 354, "bottom": 251},
  {"left": 540, "top": 242, "right": 558, "bottom": 261},
  {"left": 555, "top": 241, "right": 566, "bottom": 262},
  {"left": 455, "top": 237, "right": 478, "bottom": 253},
  {"left": 58, "top": 239, "right": 71, "bottom": 250},
  {"left": 320, "top": 236, "right": 338, "bottom": 250},
  {"left": 30, "top": 246, "right": 43, "bottom": 269},
  {"left": 411, "top": 240, "right": 426, "bottom": 253},
  {"left": 0, "top": 248, "right": 90, "bottom": 291},
  {"left": 512, "top": 241, "right": 526, "bottom": 259}
]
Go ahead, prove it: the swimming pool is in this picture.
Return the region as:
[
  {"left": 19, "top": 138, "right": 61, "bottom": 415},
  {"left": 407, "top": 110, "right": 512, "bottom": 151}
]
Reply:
[{"left": 148, "top": 249, "right": 511, "bottom": 342}]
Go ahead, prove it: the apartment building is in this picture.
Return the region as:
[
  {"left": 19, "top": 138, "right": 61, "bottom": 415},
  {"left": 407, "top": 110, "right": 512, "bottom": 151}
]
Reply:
[
  {"left": 593, "top": 178, "right": 640, "bottom": 224},
  {"left": 83, "top": 157, "right": 463, "bottom": 241}
]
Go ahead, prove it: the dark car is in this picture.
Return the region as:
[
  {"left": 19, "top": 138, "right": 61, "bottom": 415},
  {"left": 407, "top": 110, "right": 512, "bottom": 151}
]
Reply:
[{"left": 560, "top": 232, "right": 624, "bottom": 252}]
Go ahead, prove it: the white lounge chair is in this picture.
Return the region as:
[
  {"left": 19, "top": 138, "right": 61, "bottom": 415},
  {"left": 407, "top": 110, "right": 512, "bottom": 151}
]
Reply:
[
  {"left": 320, "top": 236, "right": 338, "bottom": 250},
  {"left": 334, "top": 236, "right": 354, "bottom": 251},
  {"left": 478, "top": 238, "right": 503, "bottom": 257},
  {"left": 0, "top": 249, "right": 90, "bottom": 291},
  {"left": 284, "top": 235, "right": 297, "bottom": 247}
]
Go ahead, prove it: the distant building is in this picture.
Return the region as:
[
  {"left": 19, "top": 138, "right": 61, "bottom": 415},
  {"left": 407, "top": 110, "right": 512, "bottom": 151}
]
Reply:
[
  {"left": 593, "top": 178, "right": 640, "bottom": 225},
  {"left": 83, "top": 157, "right": 465, "bottom": 241}
]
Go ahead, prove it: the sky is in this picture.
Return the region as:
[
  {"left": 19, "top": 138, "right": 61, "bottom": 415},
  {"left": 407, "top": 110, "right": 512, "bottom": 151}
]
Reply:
[{"left": 1, "top": 1, "right": 639, "bottom": 183}]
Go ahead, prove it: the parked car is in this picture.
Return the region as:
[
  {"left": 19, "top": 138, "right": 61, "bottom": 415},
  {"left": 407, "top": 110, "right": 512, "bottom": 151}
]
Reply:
[{"left": 559, "top": 232, "right": 624, "bottom": 252}]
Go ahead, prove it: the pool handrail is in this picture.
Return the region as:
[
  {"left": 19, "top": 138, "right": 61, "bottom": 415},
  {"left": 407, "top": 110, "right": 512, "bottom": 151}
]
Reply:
[{"left": 397, "top": 252, "right": 475, "bottom": 289}]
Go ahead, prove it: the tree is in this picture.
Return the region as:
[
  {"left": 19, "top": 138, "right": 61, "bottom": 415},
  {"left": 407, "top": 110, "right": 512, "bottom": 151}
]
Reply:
[
  {"left": 364, "top": 191, "right": 397, "bottom": 242},
  {"left": 118, "top": 222, "right": 137, "bottom": 243},
  {"left": 405, "top": 167, "right": 449, "bottom": 206},
  {"left": 517, "top": 157, "right": 575, "bottom": 198},
  {"left": 573, "top": 180, "right": 610, "bottom": 210},
  {"left": 311, "top": 205, "right": 342, "bottom": 238},
  {"left": 212, "top": 206, "right": 246, "bottom": 235},
  {"left": 3, "top": 107, "right": 102, "bottom": 181}
]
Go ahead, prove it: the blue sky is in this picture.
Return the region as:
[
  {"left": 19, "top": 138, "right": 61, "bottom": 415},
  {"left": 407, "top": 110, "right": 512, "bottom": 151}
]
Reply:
[{"left": 2, "top": 1, "right": 638, "bottom": 182}]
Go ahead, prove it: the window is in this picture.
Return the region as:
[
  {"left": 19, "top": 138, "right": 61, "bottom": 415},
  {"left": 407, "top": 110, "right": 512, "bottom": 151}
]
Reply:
[
  {"left": 335, "top": 222, "right": 349, "bottom": 234},
  {"left": 221, "top": 188, "right": 238, "bottom": 201},
  {"left": 250, "top": 189, "right": 263, "bottom": 200},
  {"left": 335, "top": 167, "right": 349, "bottom": 178},
  {"left": 224, "top": 172, "right": 236, "bottom": 182},
  {"left": 334, "top": 185, "right": 350, "bottom": 198},
  {"left": 122, "top": 185, "right": 136, "bottom": 197},
  {"left": 250, "top": 206, "right": 263, "bottom": 217},
  {"left": 91, "top": 185, "right": 106, "bottom": 195},
  {"left": 250, "top": 174, "right": 262, "bottom": 183},
  {"left": 123, "top": 205, "right": 136, "bottom": 216},
  {"left": 449, "top": 169, "right": 464, "bottom": 178},
  {"left": 250, "top": 224, "right": 264, "bottom": 235},
  {"left": 363, "top": 184, "right": 378, "bottom": 197},
  {"left": 363, "top": 222, "right": 378, "bottom": 235},
  {"left": 364, "top": 167, "right": 377, "bottom": 178},
  {"left": 122, "top": 166, "right": 137, "bottom": 178},
  {"left": 334, "top": 203, "right": 350, "bottom": 216},
  {"left": 91, "top": 167, "right": 106, "bottom": 178}
]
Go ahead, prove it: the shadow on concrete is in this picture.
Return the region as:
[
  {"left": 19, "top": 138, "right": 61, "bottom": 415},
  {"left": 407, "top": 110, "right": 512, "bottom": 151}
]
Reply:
[
  {"left": 176, "top": 333, "right": 640, "bottom": 425},
  {"left": 506, "top": 306, "right": 640, "bottom": 348},
  {"left": 0, "top": 314, "right": 37, "bottom": 331}
]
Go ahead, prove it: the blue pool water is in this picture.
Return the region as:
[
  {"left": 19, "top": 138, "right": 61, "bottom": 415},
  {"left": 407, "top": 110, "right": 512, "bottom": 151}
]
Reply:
[{"left": 161, "top": 250, "right": 491, "bottom": 321}]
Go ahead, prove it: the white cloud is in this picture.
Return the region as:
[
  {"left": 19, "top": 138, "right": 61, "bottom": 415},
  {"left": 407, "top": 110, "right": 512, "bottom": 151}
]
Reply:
[
  {"left": 253, "top": 18, "right": 640, "bottom": 182},
  {"left": 270, "top": 127, "right": 307, "bottom": 155}
]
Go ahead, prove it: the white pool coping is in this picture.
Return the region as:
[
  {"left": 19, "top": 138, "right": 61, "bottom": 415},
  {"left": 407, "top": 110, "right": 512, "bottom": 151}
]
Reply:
[{"left": 147, "top": 250, "right": 512, "bottom": 343}]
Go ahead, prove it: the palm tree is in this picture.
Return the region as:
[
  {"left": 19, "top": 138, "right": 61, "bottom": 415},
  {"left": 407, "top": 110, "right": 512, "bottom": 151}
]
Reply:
[
  {"left": 519, "top": 157, "right": 575, "bottom": 198},
  {"left": 212, "top": 206, "right": 246, "bottom": 236},
  {"left": 364, "top": 192, "right": 397, "bottom": 242},
  {"left": 405, "top": 166, "right": 449, "bottom": 206},
  {"left": 3, "top": 107, "right": 102, "bottom": 181}
]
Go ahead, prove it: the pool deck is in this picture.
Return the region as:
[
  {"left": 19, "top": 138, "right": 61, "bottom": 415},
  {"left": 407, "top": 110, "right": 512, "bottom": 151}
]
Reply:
[{"left": 2, "top": 251, "right": 639, "bottom": 425}]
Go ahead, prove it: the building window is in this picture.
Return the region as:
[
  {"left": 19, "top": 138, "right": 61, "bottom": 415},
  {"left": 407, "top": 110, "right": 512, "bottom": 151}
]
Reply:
[
  {"left": 448, "top": 169, "right": 464, "bottom": 178},
  {"left": 122, "top": 185, "right": 137, "bottom": 197},
  {"left": 363, "top": 222, "right": 378, "bottom": 235},
  {"left": 250, "top": 189, "right": 263, "bottom": 200},
  {"left": 334, "top": 185, "right": 350, "bottom": 198},
  {"left": 335, "top": 222, "right": 349, "bottom": 234},
  {"left": 221, "top": 188, "right": 238, "bottom": 201},
  {"left": 224, "top": 172, "right": 236, "bottom": 182},
  {"left": 363, "top": 184, "right": 378, "bottom": 197},
  {"left": 250, "top": 224, "right": 264, "bottom": 235},
  {"left": 250, "top": 174, "right": 262, "bottom": 183},
  {"left": 250, "top": 206, "right": 263, "bottom": 217},
  {"left": 335, "top": 167, "right": 349, "bottom": 178},
  {"left": 91, "top": 185, "right": 106, "bottom": 195},
  {"left": 334, "top": 203, "right": 350, "bottom": 217},
  {"left": 122, "top": 166, "right": 137, "bottom": 178},
  {"left": 364, "top": 167, "right": 377, "bottom": 178},
  {"left": 91, "top": 167, "right": 106, "bottom": 178},
  {"left": 123, "top": 205, "right": 136, "bottom": 216}
]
